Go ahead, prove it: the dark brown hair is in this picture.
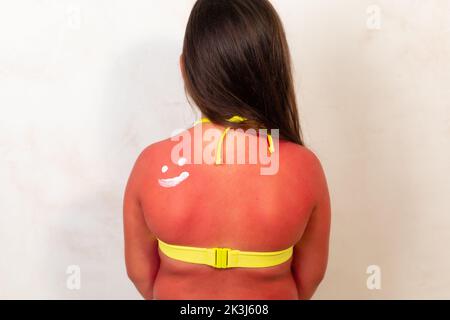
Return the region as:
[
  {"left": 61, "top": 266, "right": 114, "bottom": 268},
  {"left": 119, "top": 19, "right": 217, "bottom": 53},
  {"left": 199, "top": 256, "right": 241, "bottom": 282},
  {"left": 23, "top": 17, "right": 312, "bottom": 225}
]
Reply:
[{"left": 182, "top": 0, "right": 303, "bottom": 145}]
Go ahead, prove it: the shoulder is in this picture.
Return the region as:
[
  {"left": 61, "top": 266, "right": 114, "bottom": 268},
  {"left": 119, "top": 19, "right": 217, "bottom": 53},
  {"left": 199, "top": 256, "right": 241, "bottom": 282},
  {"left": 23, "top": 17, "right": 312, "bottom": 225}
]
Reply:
[
  {"left": 134, "top": 140, "right": 166, "bottom": 165},
  {"left": 130, "top": 128, "right": 192, "bottom": 179},
  {"left": 127, "top": 136, "right": 177, "bottom": 185},
  {"left": 280, "top": 141, "right": 325, "bottom": 174},
  {"left": 279, "top": 141, "right": 329, "bottom": 199},
  {"left": 134, "top": 132, "right": 185, "bottom": 166}
]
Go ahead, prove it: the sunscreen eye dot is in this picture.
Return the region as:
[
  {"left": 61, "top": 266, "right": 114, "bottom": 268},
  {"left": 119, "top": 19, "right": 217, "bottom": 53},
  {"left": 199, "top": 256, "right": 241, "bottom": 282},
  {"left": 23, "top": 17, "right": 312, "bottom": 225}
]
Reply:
[
  {"left": 161, "top": 165, "right": 168, "bottom": 173},
  {"left": 178, "top": 157, "right": 187, "bottom": 167}
]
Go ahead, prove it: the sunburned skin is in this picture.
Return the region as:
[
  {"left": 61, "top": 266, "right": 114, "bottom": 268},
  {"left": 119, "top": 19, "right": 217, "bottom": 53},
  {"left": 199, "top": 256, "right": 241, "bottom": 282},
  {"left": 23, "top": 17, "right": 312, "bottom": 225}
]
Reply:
[
  {"left": 158, "top": 157, "right": 190, "bottom": 188},
  {"left": 124, "top": 126, "right": 330, "bottom": 300}
]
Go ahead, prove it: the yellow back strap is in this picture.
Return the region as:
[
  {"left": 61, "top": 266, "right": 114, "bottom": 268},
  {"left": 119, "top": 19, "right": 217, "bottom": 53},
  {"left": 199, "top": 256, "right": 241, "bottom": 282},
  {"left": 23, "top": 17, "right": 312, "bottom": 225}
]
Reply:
[
  {"left": 194, "top": 116, "right": 275, "bottom": 165},
  {"left": 158, "top": 239, "right": 293, "bottom": 269}
]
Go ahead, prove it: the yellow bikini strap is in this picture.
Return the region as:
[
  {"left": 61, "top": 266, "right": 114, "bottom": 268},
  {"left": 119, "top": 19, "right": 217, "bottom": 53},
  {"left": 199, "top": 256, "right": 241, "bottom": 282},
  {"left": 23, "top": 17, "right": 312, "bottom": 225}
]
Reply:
[
  {"left": 194, "top": 116, "right": 274, "bottom": 164},
  {"left": 193, "top": 118, "right": 212, "bottom": 125}
]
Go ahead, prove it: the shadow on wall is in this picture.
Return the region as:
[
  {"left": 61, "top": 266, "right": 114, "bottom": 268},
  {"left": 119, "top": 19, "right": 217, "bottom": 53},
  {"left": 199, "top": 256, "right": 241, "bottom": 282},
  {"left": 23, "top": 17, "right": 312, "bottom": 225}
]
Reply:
[{"left": 48, "top": 39, "right": 194, "bottom": 299}]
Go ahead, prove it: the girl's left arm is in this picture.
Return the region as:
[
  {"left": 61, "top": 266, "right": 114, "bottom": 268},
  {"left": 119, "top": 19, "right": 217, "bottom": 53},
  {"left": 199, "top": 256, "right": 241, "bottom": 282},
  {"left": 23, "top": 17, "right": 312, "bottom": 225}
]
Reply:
[{"left": 123, "top": 150, "right": 160, "bottom": 300}]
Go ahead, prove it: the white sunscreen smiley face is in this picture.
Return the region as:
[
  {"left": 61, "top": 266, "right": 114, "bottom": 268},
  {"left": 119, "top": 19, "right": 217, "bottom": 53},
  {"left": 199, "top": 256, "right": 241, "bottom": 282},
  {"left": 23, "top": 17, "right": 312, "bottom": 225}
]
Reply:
[
  {"left": 158, "top": 157, "right": 189, "bottom": 188},
  {"left": 177, "top": 157, "right": 187, "bottom": 166}
]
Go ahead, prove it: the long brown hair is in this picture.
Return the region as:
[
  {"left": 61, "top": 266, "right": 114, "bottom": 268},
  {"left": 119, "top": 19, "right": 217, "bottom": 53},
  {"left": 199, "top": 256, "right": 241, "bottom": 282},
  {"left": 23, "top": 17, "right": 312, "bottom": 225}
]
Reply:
[{"left": 182, "top": 0, "right": 303, "bottom": 145}]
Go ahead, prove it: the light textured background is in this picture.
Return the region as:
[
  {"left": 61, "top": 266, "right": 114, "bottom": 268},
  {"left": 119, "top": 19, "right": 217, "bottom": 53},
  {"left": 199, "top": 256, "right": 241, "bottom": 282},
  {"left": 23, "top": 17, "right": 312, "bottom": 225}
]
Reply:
[{"left": 0, "top": 0, "right": 449, "bottom": 299}]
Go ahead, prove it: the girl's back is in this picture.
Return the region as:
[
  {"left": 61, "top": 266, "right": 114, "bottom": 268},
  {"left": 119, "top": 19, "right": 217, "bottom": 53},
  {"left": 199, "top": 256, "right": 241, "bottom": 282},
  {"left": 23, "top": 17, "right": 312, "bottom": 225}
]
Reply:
[{"left": 131, "top": 125, "right": 323, "bottom": 299}]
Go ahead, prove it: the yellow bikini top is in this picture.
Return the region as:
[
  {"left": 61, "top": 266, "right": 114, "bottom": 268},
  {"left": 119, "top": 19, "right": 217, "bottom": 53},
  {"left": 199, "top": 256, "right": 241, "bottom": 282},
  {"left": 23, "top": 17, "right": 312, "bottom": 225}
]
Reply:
[{"left": 157, "top": 116, "right": 293, "bottom": 269}]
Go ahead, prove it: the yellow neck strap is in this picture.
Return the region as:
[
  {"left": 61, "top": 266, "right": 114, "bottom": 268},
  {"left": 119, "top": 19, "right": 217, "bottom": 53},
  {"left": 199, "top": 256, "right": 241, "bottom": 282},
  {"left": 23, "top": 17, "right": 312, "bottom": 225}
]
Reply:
[{"left": 194, "top": 116, "right": 275, "bottom": 165}]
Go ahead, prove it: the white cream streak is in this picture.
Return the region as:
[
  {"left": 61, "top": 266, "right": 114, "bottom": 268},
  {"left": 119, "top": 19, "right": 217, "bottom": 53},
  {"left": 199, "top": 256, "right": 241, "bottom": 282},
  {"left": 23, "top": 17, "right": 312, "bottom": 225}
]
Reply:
[
  {"left": 177, "top": 157, "right": 187, "bottom": 166},
  {"left": 158, "top": 171, "right": 190, "bottom": 188}
]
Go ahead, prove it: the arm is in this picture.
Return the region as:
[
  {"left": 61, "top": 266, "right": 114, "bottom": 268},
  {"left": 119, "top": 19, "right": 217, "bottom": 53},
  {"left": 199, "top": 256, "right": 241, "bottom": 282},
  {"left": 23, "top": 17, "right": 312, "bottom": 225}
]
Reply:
[
  {"left": 291, "top": 151, "right": 331, "bottom": 300},
  {"left": 123, "top": 150, "right": 160, "bottom": 300}
]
